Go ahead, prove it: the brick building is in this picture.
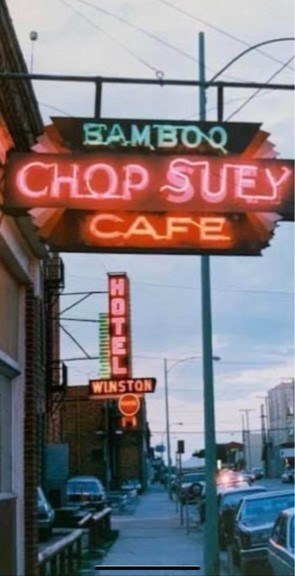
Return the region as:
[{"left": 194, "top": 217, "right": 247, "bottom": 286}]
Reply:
[
  {"left": 0, "top": 3, "right": 66, "bottom": 574},
  {"left": 62, "top": 385, "right": 151, "bottom": 491}
]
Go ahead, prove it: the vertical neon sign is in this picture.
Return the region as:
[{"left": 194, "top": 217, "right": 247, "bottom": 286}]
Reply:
[{"left": 108, "top": 273, "right": 132, "bottom": 379}]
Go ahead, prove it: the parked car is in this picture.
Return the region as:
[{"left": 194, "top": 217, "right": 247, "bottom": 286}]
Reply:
[
  {"left": 121, "top": 478, "right": 143, "bottom": 494},
  {"left": 66, "top": 475, "right": 107, "bottom": 509},
  {"left": 281, "top": 468, "right": 294, "bottom": 484},
  {"left": 268, "top": 507, "right": 295, "bottom": 576},
  {"left": 232, "top": 490, "right": 294, "bottom": 573},
  {"left": 239, "top": 469, "right": 255, "bottom": 484},
  {"left": 251, "top": 467, "right": 265, "bottom": 480},
  {"left": 217, "top": 485, "right": 268, "bottom": 549},
  {"left": 198, "top": 476, "right": 251, "bottom": 524},
  {"left": 178, "top": 471, "right": 206, "bottom": 503},
  {"left": 216, "top": 469, "right": 251, "bottom": 489},
  {"left": 37, "top": 486, "right": 55, "bottom": 541}
]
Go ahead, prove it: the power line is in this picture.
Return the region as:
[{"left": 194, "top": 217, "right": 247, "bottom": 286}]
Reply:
[
  {"left": 226, "top": 54, "right": 295, "bottom": 121},
  {"left": 155, "top": 0, "right": 294, "bottom": 70},
  {"left": 58, "top": 0, "right": 160, "bottom": 74},
  {"left": 70, "top": 0, "right": 211, "bottom": 71},
  {"left": 64, "top": 276, "right": 294, "bottom": 297}
]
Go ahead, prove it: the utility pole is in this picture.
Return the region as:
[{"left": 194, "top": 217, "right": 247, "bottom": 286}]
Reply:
[
  {"left": 164, "top": 358, "right": 172, "bottom": 499},
  {"left": 239, "top": 409, "right": 254, "bottom": 470},
  {"left": 199, "top": 31, "right": 219, "bottom": 576}
]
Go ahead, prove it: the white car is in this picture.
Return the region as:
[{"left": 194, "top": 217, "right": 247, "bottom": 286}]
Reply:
[{"left": 268, "top": 507, "right": 295, "bottom": 576}]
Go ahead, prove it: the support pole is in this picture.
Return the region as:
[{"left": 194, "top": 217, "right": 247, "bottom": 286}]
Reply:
[
  {"left": 199, "top": 31, "right": 219, "bottom": 576},
  {"left": 164, "top": 358, "right": 172, "bottom": 499}
]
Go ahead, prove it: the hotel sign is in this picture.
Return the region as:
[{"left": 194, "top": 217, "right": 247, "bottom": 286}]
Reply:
[
  {"left": 89, "top": 377, "right": 157, "bottom": 397},
  {"left": 108, "top": 273, "right": 132, "bottom": 379}
]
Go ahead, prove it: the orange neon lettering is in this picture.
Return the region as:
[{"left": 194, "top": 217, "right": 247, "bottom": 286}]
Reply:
[{"left": 199, "top": 217, "right": 231, "bottom": 241}]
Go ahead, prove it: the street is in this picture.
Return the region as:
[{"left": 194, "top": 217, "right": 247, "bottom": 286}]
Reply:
[{"left": 76, "top": 477, "right": 291, "bottom": 576}]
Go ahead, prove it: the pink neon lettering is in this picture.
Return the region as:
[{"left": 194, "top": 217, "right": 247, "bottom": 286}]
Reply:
[
  {"left": 111, "top": 336, "right": 127, "bottom": 355},
  {"left": 111, "top": 297, "right": 126, "bottom": 315},
  {"left": 85, "top": 163, "right": 118, "bottom": 197},
  {"left": 112, "top": 356, "right": 128, "bottom": 376},
  {"left": 110, "top": 278, "right": 126, "bottom": 297},
  {"left": 16, "top": 161, "right": 51, "bottom": 198},
  {"left": 111, "top": 317, "right": 126, "bottom": 335},
  {"left": 122, "top": 164, "right": 149, "bottom": 198}
]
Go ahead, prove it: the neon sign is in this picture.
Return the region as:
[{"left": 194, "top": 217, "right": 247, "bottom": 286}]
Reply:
[
  {"left": 35, "top": 210, "right": 276, "bottom": 255},
  {"left": 5, "top": 152, "right": 294, "bottom": 217},
  {"left": 51, "top": 118, "right": 262, "bottom": 154},
  {"left": 89, "top": 377, "right": 156, "bottom": 396},
  {"left": 108, "top": 273, "right": 132, "bottom": 378}
]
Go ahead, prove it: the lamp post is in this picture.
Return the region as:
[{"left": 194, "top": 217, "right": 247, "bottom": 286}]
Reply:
[
  {"left": 198, "top": 33, "right": 294, "bottom": 576},
  {"left": 164, "top": 356, "right": 201, "bottom": 498},
  {"left": 239, "top": 409, "right": 254, "bottom": 470}
]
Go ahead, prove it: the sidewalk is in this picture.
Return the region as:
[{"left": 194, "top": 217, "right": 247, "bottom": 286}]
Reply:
[{"left": 79, "top": 484, "right": 230, "bottom": 576}]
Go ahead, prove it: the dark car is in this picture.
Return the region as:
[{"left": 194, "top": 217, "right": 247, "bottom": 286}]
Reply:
[
  {"left": 37, "top": 486, "right": 55, "bottom": 541},
  {"left": 281, "top": 468, "right": 294, "bottom": 484},
  {"left": 178, "top": 471, "right": 206, "bottom": 503},
  {"left": 66, "top": 475, "right": 107, "bottom": 509},
  {"left": 268, "top": 507, "right": 295, "bottom": 576},
  {"left": 217, "top": 485, "right": 268, "bottom": 549},
  {"left": 121, "top": 478, "right": 143, "bottom": 495},
  {"left": 251, "top": 467, "right": 265, "bottom": 480},
  {"left": 198, "top": 474, "right": 251, "bottom": 524},
  {"left": 232, "top": 490, "right": 294, "bottom": 574}
]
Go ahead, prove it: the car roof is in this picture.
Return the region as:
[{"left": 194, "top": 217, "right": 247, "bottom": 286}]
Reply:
[
  {"left": 280, "top": 507, "right": 295, "bottom": 517},
  {"left": 240, "top": 489, "right": 294, "bottom": 501},
  {"left": 219, "top": 486, "right": 267, "bottom": 496},
  {"left": 67, "top": 476, "right": 101, "bottom": 481}
]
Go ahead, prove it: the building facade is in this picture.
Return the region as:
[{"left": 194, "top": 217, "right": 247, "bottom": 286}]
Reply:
[
  {"left": 61, "top": 384, "right": 151, "bottom": 491},
  {"left": 267, "top": 379, "right": 295, "bottom": 476}
]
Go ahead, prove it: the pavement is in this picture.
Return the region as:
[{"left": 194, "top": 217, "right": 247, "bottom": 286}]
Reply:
[{"left": 79, "top": 483, "right": 231, "bottom": 576}]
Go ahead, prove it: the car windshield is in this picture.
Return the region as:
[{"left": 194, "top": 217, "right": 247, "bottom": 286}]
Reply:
[
  {"left": 290, "top": 516, "right": 295, "bottom": 552},
  {"left": 182, "top": 473, "right": 205, "bottom": 483},
  {"left": 67, "top": 481, "right": 101, "bottom": 494},
  {"left": 221, "top": 489, "right": 265, "bottom": 509},
  {"left": 241, "top": 494, "right": 295, "bottom": 526}
]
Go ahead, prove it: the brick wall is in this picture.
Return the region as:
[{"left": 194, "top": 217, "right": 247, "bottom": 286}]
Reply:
[
  {"left": 24, "top": 287, "right": 47, "bottom": 576},
  {"left": 62, "top": 386, "right": 147, "bottom": 489}
]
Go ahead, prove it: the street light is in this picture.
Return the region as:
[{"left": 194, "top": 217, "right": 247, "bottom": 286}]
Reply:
[
  {"left": 164, "top": 355, "right": 220, "bottom": 498},
  {"left": 198, "top": 32, "right": 294, "bottom": 576},
  {"left": 164, "top": 356, "right": 201, "bottom": 498}
]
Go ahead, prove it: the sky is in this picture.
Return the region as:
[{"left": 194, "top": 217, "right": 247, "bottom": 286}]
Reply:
[{"left": 6, "top": 0, "right": 295, "bottom": 463}]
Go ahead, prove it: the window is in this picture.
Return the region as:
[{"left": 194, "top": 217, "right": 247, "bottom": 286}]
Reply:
[{"left": 0, "top": 376, "right": 12, "bottom": 491}]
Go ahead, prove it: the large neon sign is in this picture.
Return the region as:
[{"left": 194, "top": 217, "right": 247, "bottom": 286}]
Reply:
[{"left": 5, "top": 152, "right": 293, "bottom": 216}]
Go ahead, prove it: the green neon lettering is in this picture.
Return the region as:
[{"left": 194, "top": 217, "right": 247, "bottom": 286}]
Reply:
[
  {"left": 106, "top": 124, "right": 129, "bottom": 146},
  {"left": 130, "top": 125, "right": 152, "bottom": 148},
  {"left": 83, "top": 123, "right": 107, "bottom": 145}
]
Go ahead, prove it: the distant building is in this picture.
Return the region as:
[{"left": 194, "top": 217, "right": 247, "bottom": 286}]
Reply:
[
  {"left": 61, "top": 385, "right": 152, "bottom": 491},
  {"left": 267, "top": 379, "right": 295, "bottom": 476}
]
